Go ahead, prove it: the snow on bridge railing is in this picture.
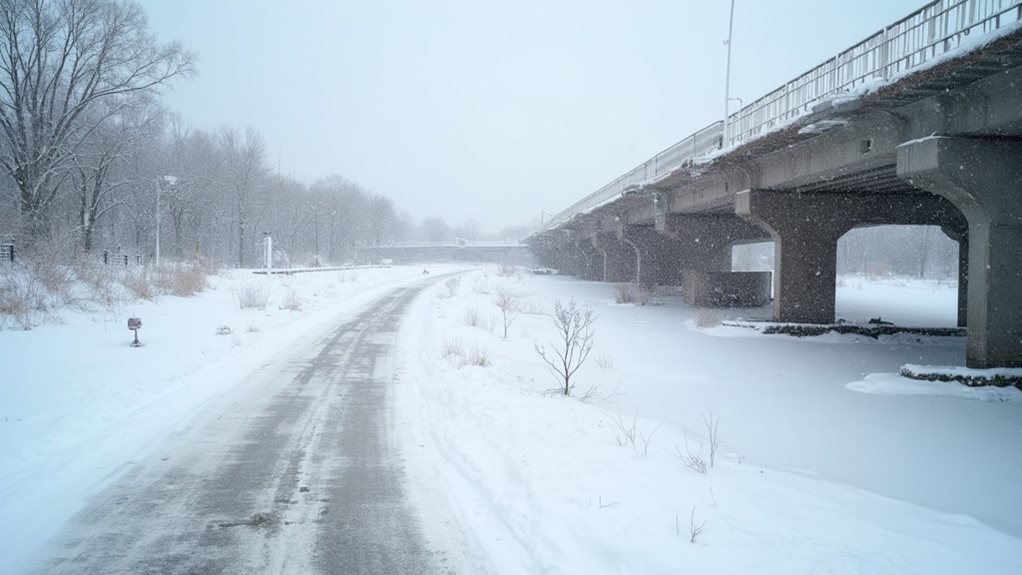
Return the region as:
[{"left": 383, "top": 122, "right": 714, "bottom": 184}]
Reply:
[
  {"left": 729, "top": 0, "right": 1022, "bottom": 147},
  {"left": 535, "top": 0, "right": 1022, "bottom": 237},
  {"left": 541, "top": 121, "right": 723, "bottom": 232}
]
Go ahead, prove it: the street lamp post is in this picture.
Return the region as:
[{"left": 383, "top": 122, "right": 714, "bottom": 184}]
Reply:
[
  {"left": 541, "top": 210, "right": 553, "bottom": 228},
  {"left": 722, "top": 0, "right": 737, "bottom": 150}
]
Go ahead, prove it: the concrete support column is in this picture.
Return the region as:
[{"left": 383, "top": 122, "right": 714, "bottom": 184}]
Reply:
[
  {"left": 899, "top": 137, "right": 1022, "bottom": 367},
  {"left": 574, "top": 239, "right": 602, "bottom": 281},
  {"left": 737, "top": 190, "right": 854, "bottom": 324},
  {"left": 595, "top": 233, "right": 637, "bottom": 283},
  {"left": 941, "top": 225, "right": 969, "bottom": 328},
  {"left": 622, "top": 225, "right": 685, "bottom": 287}
]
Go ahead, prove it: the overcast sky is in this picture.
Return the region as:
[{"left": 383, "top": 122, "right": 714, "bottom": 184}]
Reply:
[{"left": 138, "top": 0, "right": 925, "bottom": 233}]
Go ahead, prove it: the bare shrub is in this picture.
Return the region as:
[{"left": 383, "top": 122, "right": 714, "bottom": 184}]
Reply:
[
  {"left": 610, "top": 409, "right": 661, "bottom": 457},
  {"left": 441, "top": 336, "right": 464, "bottom": 359},
  {"left": 496, "top": 263, "right": 517, "bottom": 278},
  {"left": 464, "top": 342, "right": 491, "bottom": 367},
  {"left": 614, "top": 282, "right": 650, "bottom": 305},
  {"left": 689, "top": 508, "right": 707, "bottom": 543},
  {"left": 73, "top": 258, "right": 118, "bottom": 305},
  {"left": 463, "top": 306, "right": 481, "bottom": 327},
  {"left": 494, "top": 287, "right": 521, "bottom": 339},
  {"left": 695, "top": 308, "right": 720, "bottom": 328},
  {"left": 442, "top": 276, "right": 461, "bottom": 298},
  {"left": 235, "top": 282, "right": 270, "bottom": 309},
  {"left": 280, "top": 290, "right": 302, "bottom": 311},
  {"left": 704, "top": 411, "right": 721, "bottom": 468},
  {"left": 121, "top": 267, "right": 156, "bottom": 300},
  {"left": 595, "top": 352, "right": 613, "bottom": 369},
  {"left": 155, "top": 262, "right": 208, "bottom": 297},
  {"left": 677, "top": 443, "right": 708, "bottom": 474},
  {"left": 0, "top": 274, "right": 38, "bottom": 330},
  {"left": 535, "top": 300, "right": 596, "bottom": 396}
]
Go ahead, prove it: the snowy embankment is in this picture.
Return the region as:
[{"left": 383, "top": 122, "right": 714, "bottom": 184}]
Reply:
[
  {"left": 395, "top": 271, "right": 1022, "bottom": 574},
  {"left": 0, "top": 264, "right": 465, "bottom": 571},
  {"left": 4, "top": 266, "right": 1021, "bottom": 573}
]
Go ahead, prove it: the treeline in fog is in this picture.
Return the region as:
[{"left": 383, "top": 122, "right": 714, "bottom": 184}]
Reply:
[{"left": 0, "top": 0, "right": 519, "bottom": 269}]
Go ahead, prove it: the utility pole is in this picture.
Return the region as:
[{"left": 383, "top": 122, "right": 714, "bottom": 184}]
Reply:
[{"left": 722, "top": 0, "right": 736, "bottom": 150}]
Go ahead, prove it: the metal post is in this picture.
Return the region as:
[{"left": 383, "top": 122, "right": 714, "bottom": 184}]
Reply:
[
  {"left": 264, "top": 232, "right": 273, "bottom": 274},
  {"left": 722, "top": 0, "right": 736, "bottom": 150},
  {"left": 155, "top": 177, "right": 161, "bottom": 268}
]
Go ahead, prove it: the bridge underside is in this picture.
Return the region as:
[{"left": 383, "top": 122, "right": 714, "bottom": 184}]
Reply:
[{"left": 529, "top": 28, "right": 1022, "bottom": 368}]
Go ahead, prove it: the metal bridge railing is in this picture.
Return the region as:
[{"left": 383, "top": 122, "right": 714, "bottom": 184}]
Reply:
[
  {"left": 729, "top": 0, "right": 1022, "bottom": 147},
  {"left": 537, "top": 0, "right": 1022, "bottom": 236}
]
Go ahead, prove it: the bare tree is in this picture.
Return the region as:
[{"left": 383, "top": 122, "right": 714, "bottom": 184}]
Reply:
[
  {"left": 421, "top": 216, "right": 450, "bottom": 244},
  {"left": 535, "top": 300, "right": 595, "bottom": 396},
  {"left": 219, "top": 127, "right": 266, "bottom": 267},
  {"left": 494, "top": 287, "right": 520, "bottom": 339},
  {"left": 0, "top": 0, "right": 193, "bottom": 241},
  {"left": 70, "top": 97, "right": 162, "bottom": 252}
]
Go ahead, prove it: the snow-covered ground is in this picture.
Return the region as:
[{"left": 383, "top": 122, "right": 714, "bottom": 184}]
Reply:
[
  {"left": 396, "top": 271, "right": 1022, "bottom": 574},
  {"left": 0, "top": 264, "right": 465, "bottom": 572},
  {"left": 3, "top": 267, "right": 1020, "bottom": 573}
]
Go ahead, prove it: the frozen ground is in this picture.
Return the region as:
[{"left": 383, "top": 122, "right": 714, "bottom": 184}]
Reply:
[{"left": 3, "top": 267, "right": 1020, "bottom": 573}]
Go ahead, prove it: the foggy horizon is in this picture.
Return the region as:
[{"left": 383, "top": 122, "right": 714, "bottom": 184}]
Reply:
[{"left": 139, "top": 0, "right": 924, "bottom": 233}]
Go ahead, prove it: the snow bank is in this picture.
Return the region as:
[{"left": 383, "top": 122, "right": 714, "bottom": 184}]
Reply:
[{"left": 847, "top": 373, "right": 1021, "bottom": 402}]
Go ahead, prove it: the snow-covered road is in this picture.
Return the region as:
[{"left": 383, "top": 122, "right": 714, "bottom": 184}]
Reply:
[{"left": 26, "top": 280, "right": 474, "bottom": 575}]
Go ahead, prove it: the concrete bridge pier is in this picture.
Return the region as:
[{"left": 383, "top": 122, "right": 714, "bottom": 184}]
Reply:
[
  {"left": 736, "top": 191, "right": 850, "bottom": 323},
  {"left": 898, "top": 137, "right": 1022, "bottom": 368},
  {"left": 574, "top": 239, "right": 603, "bottom": 281},
  {"left": 737, "top": 188, "right": 968, "bottom": 325},
  {"left": 621, "top": 224, "right": 685, "bottom": 287},
  {"left": 595, "top": 232, "right": 638, "bottom": 283},
  {"left": 940, "top": 225, "right": 969, "bottom": 328}
]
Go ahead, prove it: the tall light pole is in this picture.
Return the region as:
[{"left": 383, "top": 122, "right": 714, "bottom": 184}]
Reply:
[
  {"left": 155, "top": 175, "right": 178, "bottom": 267},
  {"left": 722, "top": 0, "right": 736, "bottom": 150}
]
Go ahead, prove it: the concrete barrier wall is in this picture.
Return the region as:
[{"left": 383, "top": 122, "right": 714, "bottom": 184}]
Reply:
[{"left": 682, "top": 271, "right": 772, "bottom": 307}]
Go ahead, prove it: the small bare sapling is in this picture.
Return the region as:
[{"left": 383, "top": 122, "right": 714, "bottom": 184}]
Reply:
[
  {"left": 494, "top": 287, "right": 521, "bottom": 339},
  {"left": 535, "top": 300, "right": 596, "bottom": 396},
  {"left": 689, "top": 507, "right": 707, "bottom": 543}
]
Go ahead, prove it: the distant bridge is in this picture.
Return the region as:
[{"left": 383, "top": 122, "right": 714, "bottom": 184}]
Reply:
[
  {"left": 528, "top": 0, "right": 1022, "bottom": 368},
  {"left": 358, "top": 242, "right": 532, "bottom": 266}
]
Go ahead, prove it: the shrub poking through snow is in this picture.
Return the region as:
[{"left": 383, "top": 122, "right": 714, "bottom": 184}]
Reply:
[
  {"left": 614, "top": 282, "right": 650, "bottom": 305},
  {"left": 689, "top": 508, "right": 707, "bottom": 543},
  {"left": 465, "top": 342, "right": 491, "bottom": 367},
  {"left": 496, "top": 263, "right": 517, "bottom": 278},
  {"left": 234, "top": 282, "right": 269, "bottom": 309},
  {"left": 464, "top": 306, "right": 496, "bottom": 333},
  {"left": 280, "top": 290, "right": 302, "bottom": 311},
  {"left": 704, "top": 411, "right": 721, "bottom": 468},
  {"left": 595, "top": 352, "right": 613, "bottom": 369},
  {"left": 442, "top": 276, "right": 461, "bottom": 298},
  {"left": 535, "top": 299, "right": 595, "bottom": 396},
  {"left": 695, "top": 308, "right": 720, "bottom": 328},
  {"left": 441, "top": 336, "right": 464, "bottom": 359},
  {"left": 494, "top": 287, "right": 521, "bottom": 339}
]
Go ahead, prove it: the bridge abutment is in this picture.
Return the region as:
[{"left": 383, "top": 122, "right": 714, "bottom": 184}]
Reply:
[{"left": 898, "top": 137, "right": 1022, "bottom": 368}]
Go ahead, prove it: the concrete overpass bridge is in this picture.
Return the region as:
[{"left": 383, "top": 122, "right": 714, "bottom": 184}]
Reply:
[{"left": 527, "top": 0, "right": 1022, "bottom": 368}]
